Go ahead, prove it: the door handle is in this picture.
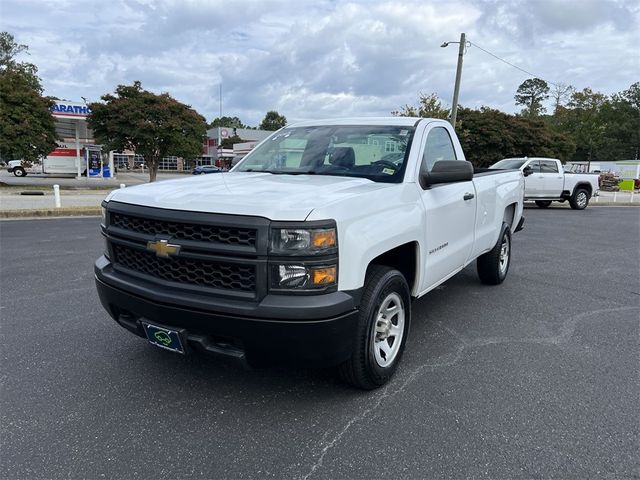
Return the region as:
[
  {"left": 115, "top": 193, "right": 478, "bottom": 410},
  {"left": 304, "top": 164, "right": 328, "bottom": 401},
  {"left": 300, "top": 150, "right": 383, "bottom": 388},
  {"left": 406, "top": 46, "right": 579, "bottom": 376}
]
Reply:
[{"left": 463, "top": 192, "right": 475, "bottom": 201}]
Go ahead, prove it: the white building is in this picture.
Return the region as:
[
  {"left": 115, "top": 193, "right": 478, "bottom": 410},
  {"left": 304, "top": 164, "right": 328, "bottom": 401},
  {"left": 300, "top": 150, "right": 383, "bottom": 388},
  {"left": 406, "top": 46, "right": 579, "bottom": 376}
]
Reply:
[{"left": 202, "top": 127, "right": 272, "bottom": 169}]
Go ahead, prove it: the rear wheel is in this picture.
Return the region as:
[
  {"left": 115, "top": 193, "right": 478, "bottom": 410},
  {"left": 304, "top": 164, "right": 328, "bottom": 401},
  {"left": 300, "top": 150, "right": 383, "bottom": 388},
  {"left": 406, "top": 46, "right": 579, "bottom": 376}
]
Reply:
[
  {"left": 569, "top": 188, "right": 589, "bottom": 210},
  {"left": 338, "top": 265, "right": 410, "bottom": 390},
  {"left": 535, "top": 200, "right": 552, "bottom": 208},
  {"left": 13, "top": 167, "right": 26, "bottom": 177},
  {"left": 477, "top": 223, "right": 511, "bottom": 285}
]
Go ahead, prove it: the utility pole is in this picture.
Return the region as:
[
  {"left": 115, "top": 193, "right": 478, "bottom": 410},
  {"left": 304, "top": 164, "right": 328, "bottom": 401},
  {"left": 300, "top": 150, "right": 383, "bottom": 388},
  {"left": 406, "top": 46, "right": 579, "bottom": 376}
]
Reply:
[
  {"left": 449, "top": 32, "right": 466, "bottom": 130},
  {"left": 217, "top": 84, "right": 222, "bottom": 146},
  {"left": 217, "top": 83, "right": 222, "bottom": 165}
]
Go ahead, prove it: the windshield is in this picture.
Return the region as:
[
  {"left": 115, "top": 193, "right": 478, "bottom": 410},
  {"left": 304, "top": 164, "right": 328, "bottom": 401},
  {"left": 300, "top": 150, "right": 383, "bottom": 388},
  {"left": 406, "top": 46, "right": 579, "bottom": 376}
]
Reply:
[
  {"left": 490, "top": 158, "right": 527, "bottom": 170},
  {"left": 234, "top": 125, "right": 415, "bottom": 183}
]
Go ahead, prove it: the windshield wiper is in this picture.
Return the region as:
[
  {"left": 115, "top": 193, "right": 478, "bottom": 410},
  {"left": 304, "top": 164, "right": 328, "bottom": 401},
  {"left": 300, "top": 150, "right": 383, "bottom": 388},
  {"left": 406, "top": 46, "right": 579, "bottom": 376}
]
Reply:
[{"left": 244, "top": 169, "right": 318, "bottom": 175}]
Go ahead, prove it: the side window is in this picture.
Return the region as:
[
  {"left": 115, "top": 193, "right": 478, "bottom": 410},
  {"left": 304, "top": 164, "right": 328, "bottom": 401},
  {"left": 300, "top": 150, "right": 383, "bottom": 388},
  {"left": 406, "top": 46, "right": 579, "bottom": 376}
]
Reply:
[
  {"left": 526, "top": 160, "right": 541, "bottom": 173},
  {"left": 421, "top": 127, "right": 457, "bottom": 172},
  {"left": 540, "top": 160, "right": 559, "bottom": 173}
]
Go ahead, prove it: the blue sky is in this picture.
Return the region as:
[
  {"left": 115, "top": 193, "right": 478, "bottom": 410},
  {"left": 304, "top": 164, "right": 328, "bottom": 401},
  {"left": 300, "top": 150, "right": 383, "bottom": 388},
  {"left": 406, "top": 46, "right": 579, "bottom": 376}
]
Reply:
[{"left": 1, "top": 0, "right": 638, "bottom": 126}]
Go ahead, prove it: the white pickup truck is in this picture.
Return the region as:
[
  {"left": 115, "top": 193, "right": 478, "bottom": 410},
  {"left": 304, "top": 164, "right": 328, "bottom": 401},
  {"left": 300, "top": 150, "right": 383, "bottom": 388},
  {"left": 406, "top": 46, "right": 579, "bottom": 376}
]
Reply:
[
  {"left": 490, "top": 157, "right": 599, "bottom": 209},
  {"left": 95, "top": 117, "right": 525, "bottom": 389}
]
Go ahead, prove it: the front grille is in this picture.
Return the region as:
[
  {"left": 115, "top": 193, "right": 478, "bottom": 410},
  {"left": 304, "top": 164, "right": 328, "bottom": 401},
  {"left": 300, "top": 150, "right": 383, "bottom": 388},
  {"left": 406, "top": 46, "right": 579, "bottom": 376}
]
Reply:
[
  {"left": 110, "top": 212, "right": 256, "bottom": 246},
  {"left": 113, "top": 244, "right": 256, "bottom": 292}
]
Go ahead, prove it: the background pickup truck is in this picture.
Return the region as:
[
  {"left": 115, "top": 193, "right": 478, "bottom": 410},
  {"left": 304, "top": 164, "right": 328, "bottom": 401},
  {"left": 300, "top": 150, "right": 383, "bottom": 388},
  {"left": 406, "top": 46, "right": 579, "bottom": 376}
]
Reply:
[
  {"left": 96, "top": 117, "right": 525, "bottom": 389},
  {"left": 490, "top": 157, "right": 599, "bottom": 209}
]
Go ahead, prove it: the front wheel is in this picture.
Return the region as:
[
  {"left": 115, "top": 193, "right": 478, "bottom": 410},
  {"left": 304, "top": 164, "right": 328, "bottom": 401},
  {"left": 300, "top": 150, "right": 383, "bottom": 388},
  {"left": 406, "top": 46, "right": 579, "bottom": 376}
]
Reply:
[
  {"left": 477, "top": 223, "right": 511, "bottom": 285},
  {"left": 13, "top": 167, "right": 26, "bottom": 177},
  {"left": 338, "top": 265, "right": 411, "bottom": 390},
  {"left": 569, "top": 188, "right": 589, "bottom": 210},
  {"left": 535, "top": 200, "right": 552, "bottom": 208}
]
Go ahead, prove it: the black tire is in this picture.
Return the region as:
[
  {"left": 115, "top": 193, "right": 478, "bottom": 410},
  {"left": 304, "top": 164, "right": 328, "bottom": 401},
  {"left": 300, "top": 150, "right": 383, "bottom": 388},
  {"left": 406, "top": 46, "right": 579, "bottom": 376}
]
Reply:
[
  {"left": 13, "top": 167, "right": 26, "bottom": 177},
  {"left": 535, "top": 200, "right": 552, "bottom": 208},
  {"left": 338, "top": 265, "right": 411, "bottom": 390},
  {"left": 477, "top": 223, "right": 511, "bottom": 285},
  {"left": 569, "top": 188, "right": 589, "bottom": 210}
]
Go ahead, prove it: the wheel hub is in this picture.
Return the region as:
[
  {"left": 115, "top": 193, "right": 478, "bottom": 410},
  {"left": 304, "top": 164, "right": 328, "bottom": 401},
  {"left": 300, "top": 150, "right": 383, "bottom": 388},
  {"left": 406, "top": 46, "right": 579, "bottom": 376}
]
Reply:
[
  {"left": 376, "top": 317, "right": 392, "bottom": 340},
  {"left": 577, "top": 192, "right": 587, "bottom": 207},
  {"left": 371, "top": 292, "right": 405, "bottom": 368}
]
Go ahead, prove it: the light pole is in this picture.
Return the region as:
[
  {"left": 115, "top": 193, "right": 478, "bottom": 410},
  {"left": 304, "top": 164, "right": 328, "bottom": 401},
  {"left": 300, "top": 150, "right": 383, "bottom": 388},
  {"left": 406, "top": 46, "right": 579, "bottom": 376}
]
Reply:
[
  {"left": 441, "top": 32, "right": 466, "bottom": 130},
  {"left": 217, "top": 83, "right": 222, "bottom": 166}
]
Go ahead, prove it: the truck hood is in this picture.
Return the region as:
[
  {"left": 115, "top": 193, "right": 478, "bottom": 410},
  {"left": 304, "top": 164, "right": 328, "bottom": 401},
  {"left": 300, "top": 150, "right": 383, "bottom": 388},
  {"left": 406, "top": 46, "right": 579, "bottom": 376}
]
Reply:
[{"left": 107, "top": 172, "right": 392, "bottom": 221}]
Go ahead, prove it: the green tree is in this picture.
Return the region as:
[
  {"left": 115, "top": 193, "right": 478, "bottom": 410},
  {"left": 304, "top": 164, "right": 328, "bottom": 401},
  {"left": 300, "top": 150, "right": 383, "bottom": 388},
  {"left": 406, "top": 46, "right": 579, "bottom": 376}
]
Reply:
[
  {"left": 554, "top": 87, "right": 608, "bottom": 161},
  {"left": 220, "top": 135, "right": 245, "bottom": 149},
  {"left": 515, "top": 78, "right": 550, "bottom": 117},
  {"left": 209, "top": 116, "right": 247, "bottom": 129},
  {"left": 394, "top": 91, "right": 575, "bottom": 166},
  {"left": 595, "top": 83, "right": 640, "bottom": 160},
  {"left": 456, "top": 107, "right": 574, "bottom": 167},
  {"left": 0, "top": 32, "right": 57, "bottom": 162},
  {"left": 259, "top": 110, "right": 287, "bottom": 131},
  {"left": 0, "top": 31, "right": 27, "bottom": 66},
  {"left": 88, "top": 81, "right": 207, "bottom": 182},
  {"left": 550, "top": 83, "right": 575, "bottom": 115},
  {"left": 392, "top": 92, "right": 449, "bottom": 119}
]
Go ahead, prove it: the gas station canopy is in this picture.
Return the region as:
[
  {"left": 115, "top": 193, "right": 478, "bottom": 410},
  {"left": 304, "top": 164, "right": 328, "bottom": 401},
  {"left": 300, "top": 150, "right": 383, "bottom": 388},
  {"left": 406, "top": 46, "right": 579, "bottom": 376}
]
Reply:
[{"left": 49, "top": 101, "right": 112, "bottom": 179}]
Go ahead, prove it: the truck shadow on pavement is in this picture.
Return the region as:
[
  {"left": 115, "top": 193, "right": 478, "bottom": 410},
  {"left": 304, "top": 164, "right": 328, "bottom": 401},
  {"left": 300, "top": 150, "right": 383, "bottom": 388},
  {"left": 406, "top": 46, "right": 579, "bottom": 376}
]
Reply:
[{"left": 100, "top": 265, "right": 505, "bottom": 398}]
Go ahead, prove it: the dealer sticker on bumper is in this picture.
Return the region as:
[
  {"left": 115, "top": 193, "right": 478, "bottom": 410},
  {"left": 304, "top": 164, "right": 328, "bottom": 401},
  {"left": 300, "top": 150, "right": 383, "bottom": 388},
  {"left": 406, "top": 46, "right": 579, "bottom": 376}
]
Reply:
[{"left": 142, "top": 323, "right": 185, "bottom": 354}]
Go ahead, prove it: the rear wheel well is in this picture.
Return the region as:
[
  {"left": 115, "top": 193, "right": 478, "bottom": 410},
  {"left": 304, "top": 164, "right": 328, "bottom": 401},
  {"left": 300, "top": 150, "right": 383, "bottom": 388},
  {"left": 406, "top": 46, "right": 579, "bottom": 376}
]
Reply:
[
  {"left": 503, "top": 203, "right": 517, "bottom": 229},
  {"left": 368, "top": 242, "right": 418, "bottom": 295},
  {"left": 574, "top": 183, "right": 592, "bottom": 196}
]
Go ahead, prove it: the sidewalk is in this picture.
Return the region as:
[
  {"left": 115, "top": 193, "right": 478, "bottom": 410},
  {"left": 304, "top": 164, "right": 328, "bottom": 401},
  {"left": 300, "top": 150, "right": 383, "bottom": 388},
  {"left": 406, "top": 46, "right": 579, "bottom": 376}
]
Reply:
[
  {"left": 0, "top": 169, "right": 187, "bottom": 188},
  {"left": 0, "top": 169, "right": 190, "bottom": 217},
  {"left": 0, "top": 189, "right": 109, "bottom": 210},
  {"left": 594, "top": 190, "right": 640, "bottom": 205}
]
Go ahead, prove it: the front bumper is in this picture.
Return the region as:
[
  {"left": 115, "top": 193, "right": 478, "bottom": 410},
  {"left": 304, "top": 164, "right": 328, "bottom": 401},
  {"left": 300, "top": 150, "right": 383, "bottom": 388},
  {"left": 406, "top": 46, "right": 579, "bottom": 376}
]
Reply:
[{"left": 95, "top": 257, "right": 360, "bottom": 367}]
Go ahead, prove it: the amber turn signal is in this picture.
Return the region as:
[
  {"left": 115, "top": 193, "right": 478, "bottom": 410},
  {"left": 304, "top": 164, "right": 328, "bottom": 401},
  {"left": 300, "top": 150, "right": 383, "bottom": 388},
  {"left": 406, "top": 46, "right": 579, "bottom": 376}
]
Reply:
[
  {"left": 311, "top": 266, "right": 337, "bottom": 286},
  {"left": 311, "top": 229, "right": 337, "bottom": 249}
]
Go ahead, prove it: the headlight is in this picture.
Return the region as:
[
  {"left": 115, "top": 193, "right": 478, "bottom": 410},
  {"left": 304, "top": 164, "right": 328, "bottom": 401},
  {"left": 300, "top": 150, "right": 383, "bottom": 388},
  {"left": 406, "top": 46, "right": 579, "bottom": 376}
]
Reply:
[
  {"left": 270, "top": 226, "right": 337, "bottom": 255},
  {"left": 270, "top": 264, "right": 337, "bottom": 291},
  {"left": 101, "top": 206, "right": 107, "bottom": 227}
]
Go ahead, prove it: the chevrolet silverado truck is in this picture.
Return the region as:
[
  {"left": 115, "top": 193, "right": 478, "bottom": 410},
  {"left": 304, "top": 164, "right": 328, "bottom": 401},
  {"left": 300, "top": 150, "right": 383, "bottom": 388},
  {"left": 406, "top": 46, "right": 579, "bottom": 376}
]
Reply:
[
  {"left": 490, "top": 157, "right": 599, "bottom": 209},
  {"left": 96, "top": 117, "right": 525, "bottom": 389}
]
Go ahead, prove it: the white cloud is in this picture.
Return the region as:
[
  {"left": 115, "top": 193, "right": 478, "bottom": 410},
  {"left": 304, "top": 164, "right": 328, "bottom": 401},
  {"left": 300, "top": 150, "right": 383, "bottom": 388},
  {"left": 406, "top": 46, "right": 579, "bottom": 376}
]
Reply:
[{"left": 2, "top": 0, "right": 638, "bottom": 125}]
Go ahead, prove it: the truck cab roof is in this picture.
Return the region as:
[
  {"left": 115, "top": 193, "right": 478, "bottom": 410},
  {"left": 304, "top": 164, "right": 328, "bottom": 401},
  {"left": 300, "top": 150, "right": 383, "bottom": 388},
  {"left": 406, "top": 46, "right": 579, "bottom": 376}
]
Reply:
[{"left": 287, "top": 117, "right": 444, "bottom": 128}]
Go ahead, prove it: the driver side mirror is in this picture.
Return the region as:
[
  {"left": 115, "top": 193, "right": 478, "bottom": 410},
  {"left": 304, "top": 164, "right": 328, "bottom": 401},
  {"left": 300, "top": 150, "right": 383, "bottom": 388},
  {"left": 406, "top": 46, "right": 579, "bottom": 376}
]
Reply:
[
  {"left": 523, "top": 166, "right": 533, "bottom": 177},
  {"left": 420, "top": 160, "right": 473, "bottom": 189}
]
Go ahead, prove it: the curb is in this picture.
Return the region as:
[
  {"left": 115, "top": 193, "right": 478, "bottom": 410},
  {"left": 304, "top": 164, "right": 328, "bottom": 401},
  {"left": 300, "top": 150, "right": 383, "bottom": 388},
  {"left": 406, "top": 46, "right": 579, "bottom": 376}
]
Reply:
[
  {"left": 589, "top": 202, "right": 640, "bottom": 207},
  {"left": 0, "top": 207, "right": 102, "bottom": 219}
]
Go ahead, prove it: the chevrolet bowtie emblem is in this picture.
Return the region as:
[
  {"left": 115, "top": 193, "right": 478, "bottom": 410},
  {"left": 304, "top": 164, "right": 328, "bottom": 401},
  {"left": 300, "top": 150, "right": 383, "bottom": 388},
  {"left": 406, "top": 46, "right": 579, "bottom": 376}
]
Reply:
[{"left": 146, "top": 239, "right": 181, "bottom": 258}]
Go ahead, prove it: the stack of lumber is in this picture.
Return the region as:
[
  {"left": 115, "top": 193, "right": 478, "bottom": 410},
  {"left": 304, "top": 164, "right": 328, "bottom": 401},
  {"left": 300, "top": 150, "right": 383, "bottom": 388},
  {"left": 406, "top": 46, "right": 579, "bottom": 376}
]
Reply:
[{"left": 599, "top": 173, "right": 620, "bottom": 191}]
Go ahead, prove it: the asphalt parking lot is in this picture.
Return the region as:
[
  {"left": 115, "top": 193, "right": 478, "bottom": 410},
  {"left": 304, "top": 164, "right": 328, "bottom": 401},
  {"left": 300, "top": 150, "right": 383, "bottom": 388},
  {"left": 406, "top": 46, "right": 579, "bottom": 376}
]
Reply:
[{"left": 1, "top": 208, "right": 638, "bottom": 479}]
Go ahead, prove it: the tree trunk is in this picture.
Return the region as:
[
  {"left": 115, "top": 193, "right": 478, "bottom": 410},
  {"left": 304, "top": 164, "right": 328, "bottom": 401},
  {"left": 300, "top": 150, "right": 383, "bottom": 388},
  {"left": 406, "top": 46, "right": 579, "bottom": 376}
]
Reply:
[{"left": 149, "top": 163, "right": 158, "bottom": 182}]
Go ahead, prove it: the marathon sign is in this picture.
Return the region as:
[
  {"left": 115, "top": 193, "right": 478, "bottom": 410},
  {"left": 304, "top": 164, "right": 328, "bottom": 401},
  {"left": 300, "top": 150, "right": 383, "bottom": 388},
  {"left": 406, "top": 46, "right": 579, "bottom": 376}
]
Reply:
[{"left": 50, "top": 102, "right": 92, "bottom": 118}]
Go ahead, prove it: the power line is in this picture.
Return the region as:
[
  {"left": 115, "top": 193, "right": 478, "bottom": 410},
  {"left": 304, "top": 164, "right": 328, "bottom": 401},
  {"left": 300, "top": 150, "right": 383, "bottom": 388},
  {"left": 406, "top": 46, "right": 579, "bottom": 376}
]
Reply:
[{"left": 467, "top": 41, "right": 561, "bottom": 88}]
